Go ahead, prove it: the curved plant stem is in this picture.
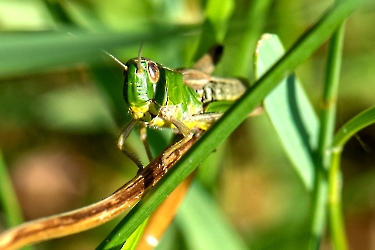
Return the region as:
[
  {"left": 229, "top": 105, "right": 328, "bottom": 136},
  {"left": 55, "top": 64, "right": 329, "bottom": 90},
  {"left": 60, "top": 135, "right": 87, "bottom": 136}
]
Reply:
[
  {"left": 326, "top": 24, "right": 348, "bottom": 250},
  {"left": 329, "top": 106, "right": 375, "bottom": 249}
]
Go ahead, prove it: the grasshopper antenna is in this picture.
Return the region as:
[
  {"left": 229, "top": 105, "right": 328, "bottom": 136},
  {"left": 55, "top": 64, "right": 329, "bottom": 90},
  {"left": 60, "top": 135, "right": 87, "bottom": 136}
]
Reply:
[
  {"left": 103, "top": 50, "right": 128, "bottom": 71},
  {"left": 136, "top": 43, "right": 144, "bottom": 73}
]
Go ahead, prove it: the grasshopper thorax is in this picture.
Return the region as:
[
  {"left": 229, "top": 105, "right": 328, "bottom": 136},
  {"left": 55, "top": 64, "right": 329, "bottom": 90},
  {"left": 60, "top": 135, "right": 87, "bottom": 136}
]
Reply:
[{"left": 123, "top": 57, "right": 162, "bottom": 122}]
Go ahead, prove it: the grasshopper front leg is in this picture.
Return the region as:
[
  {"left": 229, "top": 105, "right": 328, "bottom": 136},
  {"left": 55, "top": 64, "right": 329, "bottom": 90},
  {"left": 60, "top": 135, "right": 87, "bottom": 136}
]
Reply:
[
  {"left": 158, "top": 109, "right": 195, "bottom": 163},
  {"left": 138, "top": 122, "right": 154, "bottom": 162},
  {"left": 118, "top": 115, "right": 194, "bottom": 171},
  {"left": 117, "top": 119, "right": 144, "bottom": 170}
]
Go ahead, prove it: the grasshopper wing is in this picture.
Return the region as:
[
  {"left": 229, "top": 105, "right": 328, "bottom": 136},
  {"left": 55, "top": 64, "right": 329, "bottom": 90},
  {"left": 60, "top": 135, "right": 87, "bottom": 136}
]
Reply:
[
  {"left": 193, "top": 44, "right": 223, "bottom": 74},
  {"left": 180, "top": 44, "right": 224, "bottom": 89},
  {"left": 180, "top": 69, "right": 211, "bottom": 90}
]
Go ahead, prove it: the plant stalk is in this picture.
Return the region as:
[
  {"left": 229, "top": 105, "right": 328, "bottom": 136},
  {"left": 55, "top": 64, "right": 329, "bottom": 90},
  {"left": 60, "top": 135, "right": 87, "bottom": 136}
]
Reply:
[{"left": 309, "top": 15, "right": 347, "bottom": 250}]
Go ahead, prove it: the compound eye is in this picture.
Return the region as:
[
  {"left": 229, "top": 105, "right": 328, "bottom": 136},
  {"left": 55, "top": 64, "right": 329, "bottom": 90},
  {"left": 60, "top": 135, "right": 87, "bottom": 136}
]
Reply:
[{"left": 147, "top": 61, "right": 160, "bottom": 83}]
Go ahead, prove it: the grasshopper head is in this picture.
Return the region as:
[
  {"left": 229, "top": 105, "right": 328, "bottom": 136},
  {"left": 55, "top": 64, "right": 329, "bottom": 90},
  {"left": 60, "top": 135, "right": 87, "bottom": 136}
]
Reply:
[{"left": 123, "top": 58, "right": 161, "bottom": 122}]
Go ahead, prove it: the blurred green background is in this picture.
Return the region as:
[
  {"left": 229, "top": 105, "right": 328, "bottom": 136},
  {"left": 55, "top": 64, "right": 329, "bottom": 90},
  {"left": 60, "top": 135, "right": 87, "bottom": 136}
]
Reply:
[{"left": 0, "top": 0, "right": 374, "bottom": 249}]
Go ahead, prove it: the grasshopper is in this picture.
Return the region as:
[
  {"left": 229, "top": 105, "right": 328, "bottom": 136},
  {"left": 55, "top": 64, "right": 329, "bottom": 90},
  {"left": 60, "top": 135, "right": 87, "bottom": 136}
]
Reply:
[{"left": 110, "top": 45, "right": 251, "bottom": 169}]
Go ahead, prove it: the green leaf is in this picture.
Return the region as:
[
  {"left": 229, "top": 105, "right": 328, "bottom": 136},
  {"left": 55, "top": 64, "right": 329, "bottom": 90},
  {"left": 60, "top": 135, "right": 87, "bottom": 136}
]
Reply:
[
  {"left": 227, "top": 0, "right": 273, "bottom": 77},
  {"left": 255, "top": 34, "right": 318, "bottom": 190}
]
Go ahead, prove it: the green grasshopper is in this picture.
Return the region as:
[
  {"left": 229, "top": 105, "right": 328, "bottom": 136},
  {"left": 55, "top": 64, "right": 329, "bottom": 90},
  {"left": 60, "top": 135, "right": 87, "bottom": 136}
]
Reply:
[
  {"left": 109, "top": 45, "right": 252, "bottom": 169},
  {"left": 0, "top": 46, "right": 256, "bottom": 250}
]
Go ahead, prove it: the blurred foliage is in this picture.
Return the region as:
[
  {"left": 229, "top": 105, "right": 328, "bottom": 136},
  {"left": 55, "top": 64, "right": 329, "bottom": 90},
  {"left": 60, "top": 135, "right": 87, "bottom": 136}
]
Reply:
[{"left": 0, "top": 0, "right": 374, "bottom": 249}]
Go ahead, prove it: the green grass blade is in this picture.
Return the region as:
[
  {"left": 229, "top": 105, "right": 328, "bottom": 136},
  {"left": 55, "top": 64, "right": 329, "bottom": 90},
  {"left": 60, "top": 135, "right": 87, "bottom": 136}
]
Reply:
[
  {"left": 204, "top": 0, "right": 234, "bottom": 42},
  {"left": 0, "top": 151, "right": 33, "bottom": 250},
  {"left": 333, "top": 106, "right": 375, "bottom": 148},
  {"left": 120, "top": 219, "right": 149, "bottom": 250},
  {"left": 176, "top": 181, "right": 247, "bottom": 250},
  {"left": 256, "top": 34, "right": 318, "bottom": 190},
  {"left": 0, "top": 151, "right": 24, "bottom": 227},
  {"left": 193, "top": 0, "right": 235, "bottom": 60},
  {"left": 42, "top": 0, "right": 76, "bottom": 25},
  {"left": 228, "top": 0, "right": 273, "bottom": 78},
  {"left": 0, "top": 25, "right": 198, "bottom": 77},
  {"left": 97, "top": 0, "right": 365, "bottom": 248}
]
